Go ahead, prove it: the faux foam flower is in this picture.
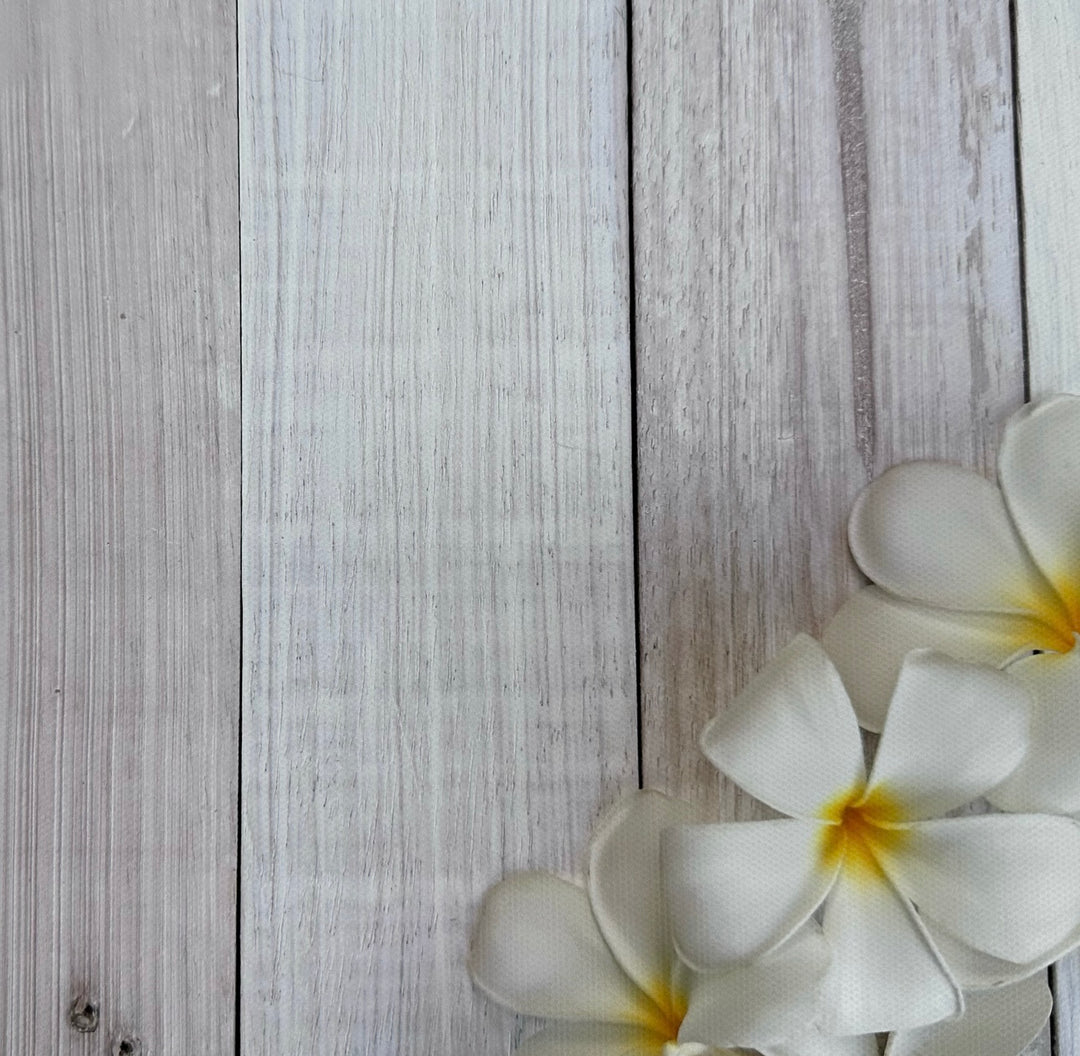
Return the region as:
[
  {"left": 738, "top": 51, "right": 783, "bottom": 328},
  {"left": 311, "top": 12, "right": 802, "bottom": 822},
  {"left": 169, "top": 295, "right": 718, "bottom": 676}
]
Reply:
[
  {"left": 662, "top": 635, "right": 1080, "bottom": 1037},
  {"left": 823, "top": 394, "right": 1080, "bottom": 813},
  {"left": 468, "top": 790, "right": 866, "bottom": 1056}
]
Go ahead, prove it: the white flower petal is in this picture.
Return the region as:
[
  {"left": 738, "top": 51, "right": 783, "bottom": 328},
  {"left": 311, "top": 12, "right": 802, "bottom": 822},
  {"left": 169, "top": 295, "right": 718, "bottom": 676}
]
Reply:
[
  {"left": 662, "top": 819, "right": 835, "bottom": 968},
  {"left": 515, "top": 1022, "right": 664, "bottom": 1056},
  {"left": 922, "top": 922, "right": 1044, "bottom": 989},
  {"left": 678, "top": 923, "right": 829, "bottom": 1048},
  {"left": 848, "top": 461, "right": 1067, "bottom": 625},
  {"left": 469, "top": 873, "right": 650, "bottom": 1024},
  {"left": 823, "top": 586, "right": 1044, "bottom": 732},
  {"left": 701, "top": 635, "right": 865, "bottom": 818},
  {"left": 866, "top": 650, "right": 1031, "bottom": 818},
  {"left": 884, "top": 974, "right": 1051, "bottom": 1056},
  {"left": 588, "top": 791, "right": 705, "bottom": 1007},
  {"left": 999, "top": 393, "right": 1080, "bottom": 628},
  {"left": 762, "top": 1032, "right": 880, "bottom": 1056},
  {"left": 881, "top": 814, "right": 1080, "bottom": 965},
  {"left": 989, "top": 641, "right": 1080, "bottom": 814},
  {"left": 820, "top": 867, "right": 961, "bottom": 1035}
]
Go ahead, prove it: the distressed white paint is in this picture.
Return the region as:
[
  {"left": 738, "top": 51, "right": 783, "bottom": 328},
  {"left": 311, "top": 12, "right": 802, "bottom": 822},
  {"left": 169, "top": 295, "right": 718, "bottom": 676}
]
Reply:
[
  {"left": 1016, "top": 0, "right": 1080, "bottom": 397},
  {"left": 631, "top": 0, "right": 1022, "bottom": 809},
  {"left": 0, "top": 2, "right": 239, "bottom": 1053},
  {"left": 238, "top": 1, "right": 637, "bottom": 1052}
]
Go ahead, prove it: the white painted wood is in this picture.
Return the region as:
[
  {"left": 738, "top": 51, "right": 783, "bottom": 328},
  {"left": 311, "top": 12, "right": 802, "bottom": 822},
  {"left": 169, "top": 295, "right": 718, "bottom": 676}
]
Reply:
[
  {"left": 632, "top": 0, "right": 1022, "bottom": 813},
  {"left": 0, "top": 3, "right": 239, "bottom": 1054},
  {"left": 1016, "top": 5, "right": 1080, "bottom": 1048},
  {"left": 239, "top": 2, "right": 637, "bottom": 1052},
  {"left": 1016, "top": 0, "right": 1080, "bottom": 398}
]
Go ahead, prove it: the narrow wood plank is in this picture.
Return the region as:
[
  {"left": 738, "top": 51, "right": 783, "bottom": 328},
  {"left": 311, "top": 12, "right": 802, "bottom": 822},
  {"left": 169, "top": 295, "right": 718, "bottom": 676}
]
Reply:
[
  {"left": 1016, "top": 0, "right": 1080, "bottom": 397},
  {"left": 0, "top": 4, "right": 239, "bottom": 1054},
  {"left": 239, "top": 2, "right": 636, "bottom": 1052},
  {"left": 632, "top": 0, "right": 1023, "bottom": 818},
  {"left": 1016, "top": 5, "right": 1080, "bottom": 1049}
]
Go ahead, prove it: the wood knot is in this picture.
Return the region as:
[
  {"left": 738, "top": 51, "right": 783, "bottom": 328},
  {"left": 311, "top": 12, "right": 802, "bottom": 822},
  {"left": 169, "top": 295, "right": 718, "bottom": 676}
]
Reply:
[{"left": 68, "top": 997, "right": 99, "bottom": 1032}]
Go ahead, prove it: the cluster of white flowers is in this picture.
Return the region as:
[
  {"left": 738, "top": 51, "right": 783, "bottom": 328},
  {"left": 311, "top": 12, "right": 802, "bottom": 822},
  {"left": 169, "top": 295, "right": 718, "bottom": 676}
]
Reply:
[{"left": 469, "top": 393, "right": 1080, "bottom": 1056}]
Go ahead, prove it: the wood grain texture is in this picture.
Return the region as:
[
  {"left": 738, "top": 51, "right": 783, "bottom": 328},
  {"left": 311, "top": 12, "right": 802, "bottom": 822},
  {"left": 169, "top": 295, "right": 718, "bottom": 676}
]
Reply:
[
  {"left": 1015, "top": 3, "right": 1080, "bottom": 1047},
  {"left": 239, "top": 2, "right": 636, "bottom": 1053},
  {"left": 0, "top": 3, "right": 239, "bottom": 1054},
  {"left": 1018, "top": 6, "right": 1080, "bottom": 1047},
  {"left": 631, "top": 0, "right": 1024, "bottom": 816},
  {"left": 1016, "top": 0, "right": 1080, "bottom": 397}
]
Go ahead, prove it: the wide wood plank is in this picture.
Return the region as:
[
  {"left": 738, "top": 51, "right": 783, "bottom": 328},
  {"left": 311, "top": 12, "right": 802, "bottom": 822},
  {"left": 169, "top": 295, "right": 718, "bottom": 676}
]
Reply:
[
  {"left": 0, "top": 4, "right": 239, "bottom": 1054},
  {"left": 239, "top": 2, "right": 637, "bottom": 1052},
  {"left": 1016, "top": 5, "right": 1080, "bottom": 1049},
  {"left": 632, "top": 0, "right": 1023, "bottom": 818}
]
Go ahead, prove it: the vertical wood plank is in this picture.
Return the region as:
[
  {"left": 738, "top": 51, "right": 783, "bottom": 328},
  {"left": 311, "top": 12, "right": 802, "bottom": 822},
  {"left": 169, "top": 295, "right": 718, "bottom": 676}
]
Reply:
[
  {"left": 1015, "top": 0, "right": 1080, "bottom": 398},
  {"left": 1016, "top": 5, "right": 1080, "bottom": 1049},
  {"left": 239, "top": 2, "right": 636, "bottom": 1053},
  {"left": 0, "top": 4, "right": 239, "bottom": 1054},
  {"left": 632, "top": 0, "right": 1023, "bottom": 818}
]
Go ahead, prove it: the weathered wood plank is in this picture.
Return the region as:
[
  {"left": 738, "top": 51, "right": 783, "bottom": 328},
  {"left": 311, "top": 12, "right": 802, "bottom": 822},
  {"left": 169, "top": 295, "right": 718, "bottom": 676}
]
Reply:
[
  {"left": 632, "top": 0, "right": 1023, "bottom": 820},
  {"left": 239, "top": 2, "right": 637, "bottom": 1052},
  {"left": 0, "top": 4, "right": 239, "bottom": 1054},
  {"left": 1016, "top": 5, "right": 1080, "bottom": 1049},
  {"left": 1015, "top": 0, "right": 1080, "bottom": 398}
]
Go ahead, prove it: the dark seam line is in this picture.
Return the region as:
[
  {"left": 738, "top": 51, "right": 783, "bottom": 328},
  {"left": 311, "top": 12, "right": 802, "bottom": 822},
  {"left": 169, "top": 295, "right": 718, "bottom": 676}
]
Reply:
[
  {"left": 234, "top": 0, "right": 243, "bottom": 1050},
  {"left": 624, "top": 0, "right": 645, "bottom": 791},
  {"left": 1009, "top": 0, "right": 1032, "bottom": 402}
]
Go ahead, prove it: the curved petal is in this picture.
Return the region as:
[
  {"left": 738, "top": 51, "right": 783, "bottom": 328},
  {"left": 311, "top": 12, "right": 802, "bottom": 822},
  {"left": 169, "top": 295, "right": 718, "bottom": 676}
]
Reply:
[
  {"left": 820, "top": 866, "right": 961, "bottom": 1035},
  {"left": 762, "top": 1032, "right": 879, "bottom": 1056},
  {"left": 823, "top": 586, "right": 1044, "bottom": 732},
  {"left": 678, "top": 923, "right": 829, "bottom": 1048},
  {"left": 922, "top": 922, "right": 1045, "bottom": 989},
  {"left": 999, "top": 393, "right": 1080, "bottom": 628},
  {"left": 884, "top": 974, "right": 1051, "bottom": 1056},
  {"left": 866, "top": 650, "right": 1031, "bottom": 818},
  {"left": 515, "top": 1022, "right": 665, "bottom": 1056},
  {"left": 468, "top": 873, "right": 652, "bottom": 1025},
  {"left": 989, "top": 641, "right": 1080, "bottom": 814},
  {"left": 588, "top": 791, "right": 705, "bottom": 1012},
  {"left": 848, "top": 462, "right": 1068, "bottom": 628},
  {"left": 662, "top": 819, "right": 835, "bottom": 968},
  {"left": 881, "top": 814, "right": 1080, "bottom": 965},
  {"left": 700, "top": 635, "right": 865, "bottom": 818}
]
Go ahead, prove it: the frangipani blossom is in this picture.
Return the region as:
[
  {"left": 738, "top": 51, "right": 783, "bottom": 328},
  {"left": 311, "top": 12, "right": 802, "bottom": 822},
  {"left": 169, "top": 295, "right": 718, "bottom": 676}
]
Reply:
[
  {"left": 823, "top": 394, "right": 1080, "bottom": 813},
  {"left": 662, "top": 636, "right": 1080, "bottom": 1037},
  {"left": 468, "top": 790, "right": 864, "bottom": 1056}
]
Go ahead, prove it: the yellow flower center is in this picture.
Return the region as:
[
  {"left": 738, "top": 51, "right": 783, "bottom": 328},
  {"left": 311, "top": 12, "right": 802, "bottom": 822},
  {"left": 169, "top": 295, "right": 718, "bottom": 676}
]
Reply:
[
  {"left": 818, "top": 784, "right": 910, "bottom": 884},
  {"left": 641, "top": 982, "right": 739, "bottom": 1055},
  {"left": 1024, "top": 578, "right": 1080, "bottom": 652},
  {"left": 635, "top": 977, "right": 687, "bottom": 1040},
  {"left": 1059, "top": 579, "right": 1080, "bottom": 641}
]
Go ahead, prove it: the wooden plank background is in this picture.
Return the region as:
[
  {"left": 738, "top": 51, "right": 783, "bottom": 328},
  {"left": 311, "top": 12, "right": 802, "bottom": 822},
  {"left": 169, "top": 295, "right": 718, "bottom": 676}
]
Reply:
[
  {"left": 238, "top": 2, "right": 639, "bottom": 1052},
  {"left": 0, "top": 0, "right": 239, "bottom": 1052},
  {"left": 1, "top": 0, "right": 1077, "bottom": 1053}
]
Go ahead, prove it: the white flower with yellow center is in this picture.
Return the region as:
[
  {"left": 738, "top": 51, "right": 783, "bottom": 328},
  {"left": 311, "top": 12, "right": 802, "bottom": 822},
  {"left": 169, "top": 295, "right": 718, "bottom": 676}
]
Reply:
[
  {"left": 823, "top": 393, "right": 1080, "bottom": 813},
  {"left": 662, "top": 635, "right": 1080, "bottom": 1037},
  {"left": 468, "top": 790, "right": 874, "bottom": 1056}
]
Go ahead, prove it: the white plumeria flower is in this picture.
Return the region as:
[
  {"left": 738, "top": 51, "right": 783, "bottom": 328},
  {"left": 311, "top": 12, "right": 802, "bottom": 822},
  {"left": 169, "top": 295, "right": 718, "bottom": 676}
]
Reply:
[
  {"left": 468, "top": 790, "right": 870, "bottom": 1056},
  {"left": 823, "top": 393, "right": 1080, "bottom": 814},
  {"left": 662, "top": 635, "right": 1080, "bottom": 1037},
  {"left": 883, "top": 974, "right": 1051, "bottom": 1056}
]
